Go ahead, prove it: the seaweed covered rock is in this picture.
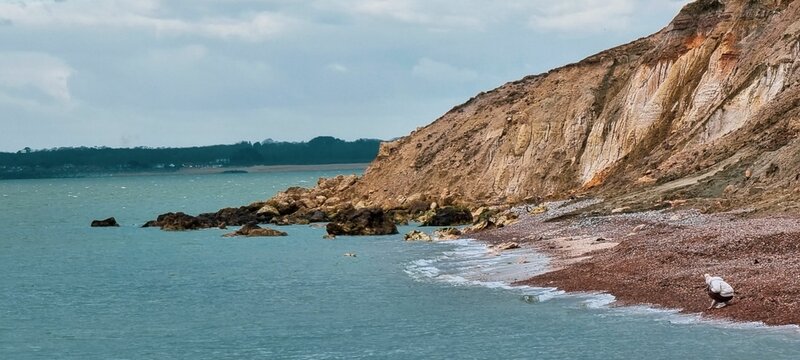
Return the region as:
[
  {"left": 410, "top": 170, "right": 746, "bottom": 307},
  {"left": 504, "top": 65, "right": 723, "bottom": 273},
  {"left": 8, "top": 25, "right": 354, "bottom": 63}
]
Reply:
[{"left": 326, "top": 206, "right": 398, "bottom": 236}]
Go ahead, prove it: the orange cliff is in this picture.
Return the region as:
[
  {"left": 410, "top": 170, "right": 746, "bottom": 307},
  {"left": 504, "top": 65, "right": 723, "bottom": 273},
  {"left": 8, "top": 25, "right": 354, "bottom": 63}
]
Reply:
[{"left": 270, "top": 0, "right": 800, "bottom": 215}]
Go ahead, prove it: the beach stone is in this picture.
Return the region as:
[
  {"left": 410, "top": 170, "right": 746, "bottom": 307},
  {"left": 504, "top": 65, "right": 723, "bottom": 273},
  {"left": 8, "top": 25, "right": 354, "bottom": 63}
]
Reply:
[
  {"left": 404, "top": 230, "right": 432, "bottom": 242},
  {"left": 91, "top": 217, "right": 119, "bottom": 227}
]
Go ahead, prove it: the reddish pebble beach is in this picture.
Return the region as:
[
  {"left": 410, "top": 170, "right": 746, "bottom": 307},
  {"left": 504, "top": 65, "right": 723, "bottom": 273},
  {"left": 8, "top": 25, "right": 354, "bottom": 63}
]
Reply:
[{"left": 473, "top": 200, "right": 800, "bottom": 326}]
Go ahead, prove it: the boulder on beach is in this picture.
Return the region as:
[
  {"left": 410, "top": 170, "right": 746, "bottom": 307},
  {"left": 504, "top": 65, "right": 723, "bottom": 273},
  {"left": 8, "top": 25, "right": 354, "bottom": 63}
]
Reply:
[
  {"left": 326, "top": 206, "right": 398, "bottom": 236},
  {"left": 422, "top": 206, "right": 473, "bottom": 227},
  {"left": 223, "top": 222, "right": 288, "bottom": 237},
  {"left": 404, "top": 230, "right": 432, "bottom": 242},
  {"left": 91, "top": 217, "right": 119, "bottom": 227}
]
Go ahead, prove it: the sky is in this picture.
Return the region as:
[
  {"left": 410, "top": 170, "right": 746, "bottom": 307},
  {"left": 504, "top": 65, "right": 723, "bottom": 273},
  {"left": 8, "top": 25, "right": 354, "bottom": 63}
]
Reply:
[{"left": 0, "top": 0, "right": 691, "bottom": 152}]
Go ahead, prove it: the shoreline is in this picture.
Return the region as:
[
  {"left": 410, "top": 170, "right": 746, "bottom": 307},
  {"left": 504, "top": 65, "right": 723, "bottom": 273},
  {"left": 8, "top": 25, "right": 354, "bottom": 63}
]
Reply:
[{"left": 471, "top": 201, "right": 800, "bottom": 327}]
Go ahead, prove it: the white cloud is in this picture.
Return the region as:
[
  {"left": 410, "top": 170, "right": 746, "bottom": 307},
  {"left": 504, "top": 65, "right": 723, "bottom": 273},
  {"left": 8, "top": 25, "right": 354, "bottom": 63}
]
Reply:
[
  {"left": 529, "top": 0, "right": 636, "bottom": 31},
  {"left": 0, "top": 0, "right": 296, "bottom": 41},
  {"left": 412, "top": 58, "right": 478, "bottom": 83},
  {"left": 314, "top": 0, "right": 484, "bottom": 30},
  {"left": 0, "top": 52, "right": 74, "bottom": 103},
  {"left": 327, "top": 63, "right": 349, "bottom": 73}
]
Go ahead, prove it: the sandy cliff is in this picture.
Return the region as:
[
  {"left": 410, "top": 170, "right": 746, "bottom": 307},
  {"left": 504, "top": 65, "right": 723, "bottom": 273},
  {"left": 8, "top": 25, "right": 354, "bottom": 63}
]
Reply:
[{"left": 347, "top": 0, "right": 800, "bottom": 212}]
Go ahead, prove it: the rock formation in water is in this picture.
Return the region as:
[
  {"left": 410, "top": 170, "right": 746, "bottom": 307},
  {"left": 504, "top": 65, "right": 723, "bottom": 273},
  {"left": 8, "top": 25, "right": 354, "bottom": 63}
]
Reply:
[{"left": 91, "top": 217, "right": 119, "bottom": 227}]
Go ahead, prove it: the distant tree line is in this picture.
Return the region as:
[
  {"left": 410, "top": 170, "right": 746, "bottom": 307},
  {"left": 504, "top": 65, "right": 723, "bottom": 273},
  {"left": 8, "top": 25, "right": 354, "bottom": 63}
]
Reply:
[{"left": 0, "top": 136, "right": 382, "bottom": 179}]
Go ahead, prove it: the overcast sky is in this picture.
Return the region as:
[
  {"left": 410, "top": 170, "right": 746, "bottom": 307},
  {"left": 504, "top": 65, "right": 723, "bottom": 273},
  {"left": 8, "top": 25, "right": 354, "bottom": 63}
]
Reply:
[{"left": 0, "top": 0, "right": 691, "bottom": 152}]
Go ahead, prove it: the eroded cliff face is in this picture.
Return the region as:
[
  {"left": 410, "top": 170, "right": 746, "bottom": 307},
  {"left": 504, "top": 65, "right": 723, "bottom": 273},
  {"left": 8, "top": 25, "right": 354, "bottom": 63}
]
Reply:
[
  {"left": 258, "top": 0, "right": 798, "bottom": 215},
  {"left": 338, "top": 0, "right": 800, "bottom": 211}
]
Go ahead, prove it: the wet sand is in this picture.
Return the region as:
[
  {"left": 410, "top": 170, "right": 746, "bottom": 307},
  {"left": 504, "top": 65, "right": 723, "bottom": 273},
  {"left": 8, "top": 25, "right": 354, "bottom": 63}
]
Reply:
[{"left": 473, "top": 200, "right": 800, "bottom": 326}]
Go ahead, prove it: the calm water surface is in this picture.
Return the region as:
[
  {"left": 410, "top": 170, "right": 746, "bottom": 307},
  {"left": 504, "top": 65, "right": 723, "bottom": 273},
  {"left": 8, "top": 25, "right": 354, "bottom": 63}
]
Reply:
[{"left": 1, "top": 170, "right": 799, "bottom": 359}]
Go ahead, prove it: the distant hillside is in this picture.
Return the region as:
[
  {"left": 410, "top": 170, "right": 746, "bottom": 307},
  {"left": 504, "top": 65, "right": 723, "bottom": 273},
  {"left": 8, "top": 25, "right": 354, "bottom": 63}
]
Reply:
[{"left": 0, "top": 136, "right": 381, "bottom": 179}]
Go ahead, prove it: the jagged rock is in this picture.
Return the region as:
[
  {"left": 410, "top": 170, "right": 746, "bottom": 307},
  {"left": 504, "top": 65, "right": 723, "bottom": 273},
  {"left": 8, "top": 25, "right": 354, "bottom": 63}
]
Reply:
[
  {"left": 91, "top": 217, "right": 119, "bottom": 227},
  {"left": 493, "top": 242, "right": 520, "bottom": 251},
  {"left": 421, "top": 206, "right": 473, "bottom": 226},
  {"left": 404, "top": 230, "right": 432, "bottom": 241},
  {"left": 223, "top": 222, "right": 287, "bottom": 237},
  {"left": 433, "top": 227, "right": 462, "bottom": 240},
  {"left": 326, "top": 206, "right": 398, "bottom": 236}
]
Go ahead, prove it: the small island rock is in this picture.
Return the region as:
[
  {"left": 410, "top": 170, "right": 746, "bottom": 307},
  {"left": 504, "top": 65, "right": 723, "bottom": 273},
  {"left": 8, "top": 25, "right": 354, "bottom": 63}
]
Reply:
[{"left": 91, "top": 217, "right": 119, "bottom": 227}]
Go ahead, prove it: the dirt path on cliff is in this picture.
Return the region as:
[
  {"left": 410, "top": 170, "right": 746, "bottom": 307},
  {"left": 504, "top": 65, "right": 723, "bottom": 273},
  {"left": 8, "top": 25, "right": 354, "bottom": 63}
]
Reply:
[{"left": 473, "top": 201, "right": 800, "bottom": 326}]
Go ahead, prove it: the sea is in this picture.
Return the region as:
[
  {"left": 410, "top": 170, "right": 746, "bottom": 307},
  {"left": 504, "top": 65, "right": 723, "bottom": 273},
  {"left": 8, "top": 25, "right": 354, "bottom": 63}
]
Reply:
[{"left": 1, "top": 168, "right": 799, "bottom": 359}]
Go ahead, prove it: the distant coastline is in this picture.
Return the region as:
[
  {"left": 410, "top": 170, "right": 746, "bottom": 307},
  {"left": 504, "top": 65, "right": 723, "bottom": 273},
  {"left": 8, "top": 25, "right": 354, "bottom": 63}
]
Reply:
[
  {"left": 116, "top": 163, "right": 369, "bottom": 177},
  {"left": 0, "top": 136, "right": 380, "bottom": 180}
]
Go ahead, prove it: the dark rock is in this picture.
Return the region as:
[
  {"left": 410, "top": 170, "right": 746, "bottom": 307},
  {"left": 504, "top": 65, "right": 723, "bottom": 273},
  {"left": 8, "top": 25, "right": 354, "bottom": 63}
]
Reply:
[
  {"left": 142, "top": 220, "right": 159, "bottom": 228},
  {"left": 308, "top": 210, "right": 328, "bottom": 223},
  {"left": 145, "top": 203, "right": 271, "bottom": 231},
  {"left": 422, "top": 206, "right": 473, "bottom": 226},
  {"left": 157, "top": 212, "right": 208, "bottom": 231},
  {"left": 223, "top": 222, "right": 288, "bottom": 237},
  {"left": 91, "top": 217, "right": 119, "bottom": 227},
  {"left": 326, "top": 206, "right": 398, "bottom": 236}
]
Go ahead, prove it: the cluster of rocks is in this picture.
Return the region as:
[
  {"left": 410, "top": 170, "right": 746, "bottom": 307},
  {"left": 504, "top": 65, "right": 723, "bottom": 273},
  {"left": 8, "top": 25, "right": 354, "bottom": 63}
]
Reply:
[
  {"left": 134, "top": 173, "right": 521, "bottom": 238},
  {"left": 142, "top": 202, "right": 270, "bottom": 231}
]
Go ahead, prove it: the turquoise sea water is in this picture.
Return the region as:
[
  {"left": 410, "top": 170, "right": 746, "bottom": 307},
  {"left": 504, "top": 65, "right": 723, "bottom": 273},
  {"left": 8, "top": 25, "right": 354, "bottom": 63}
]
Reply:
[{"left": 1, "top": 170, "right": 799, "bottom": 359}]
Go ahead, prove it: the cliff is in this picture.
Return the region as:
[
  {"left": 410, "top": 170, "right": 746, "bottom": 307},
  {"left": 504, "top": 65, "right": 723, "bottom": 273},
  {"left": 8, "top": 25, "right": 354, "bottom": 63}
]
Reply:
[{"left": 346, "top": 0, "right": 800, "bottom": 213}]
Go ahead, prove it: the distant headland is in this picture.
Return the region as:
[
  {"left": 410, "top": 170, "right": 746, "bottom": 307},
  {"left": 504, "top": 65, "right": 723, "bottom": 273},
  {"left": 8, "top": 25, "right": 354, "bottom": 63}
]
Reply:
[{"left": 0, "top": 136, "right": 381, "bottom": 180}]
